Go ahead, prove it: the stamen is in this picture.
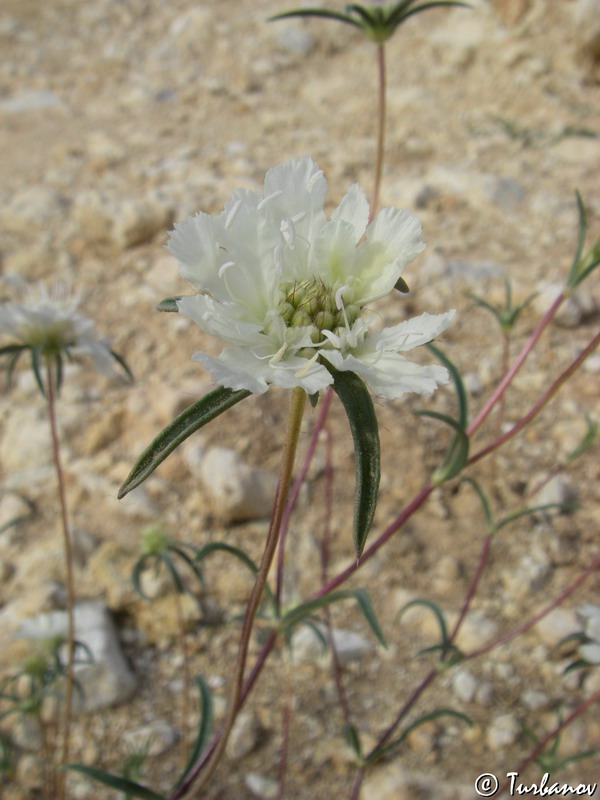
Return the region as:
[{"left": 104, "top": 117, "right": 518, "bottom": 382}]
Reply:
[
  {"left": 218, "top": 261, "right": 235, "bottom": 278},
  {"left": 294, "top": 350, "right": 320, "bottom": 378},
  {"left": 224, "top": 199, "right": 242, "bottom": 230},
  {"left": 335, "top": 284, "right": 351, "bottom": 329},
  {"left": 257, "top": 189, "right": 283, "bottom": 210},
  {"left": 269, "top": 342, "right": 288, "bottom": 365},
  {"left": 291, "top": 210, "right": 306, "bottom": 224}
]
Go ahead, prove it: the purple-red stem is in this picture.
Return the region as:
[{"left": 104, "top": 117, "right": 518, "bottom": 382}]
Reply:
[
  {"left": 498, "top": 687, "right": 600, "bottom": 796},
  {"left": 469, "top": 328, "right": 600, "bottom": 466},
  {"left": 46, "top": 362, "right": 74, "bottom": 800},
  {"left": 467, "top": 293, "right": 564, "bottom": 437},
  {"left": 465, "top": 552, "right": 600, "bottom": 662}
]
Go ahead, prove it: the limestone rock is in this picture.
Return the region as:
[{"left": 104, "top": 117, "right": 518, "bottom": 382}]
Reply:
[
  {"left": 187, "top": 446, "right": 278, "bottom": 522},
  {"left": 72, "top": 190, "right": 174, "bottom": 249}
]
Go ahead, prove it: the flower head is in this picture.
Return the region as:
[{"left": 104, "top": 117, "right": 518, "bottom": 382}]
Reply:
[
  {"left": 168, "top": 156, "right": 453, "bottom": 398},
  {"left": 0, "top": 282, "right": 131, "bottom": 391}
]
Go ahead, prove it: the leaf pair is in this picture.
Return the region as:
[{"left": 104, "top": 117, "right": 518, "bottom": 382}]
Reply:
[{"left": 118, "top": 368, "right": 380, "bottom": 558}]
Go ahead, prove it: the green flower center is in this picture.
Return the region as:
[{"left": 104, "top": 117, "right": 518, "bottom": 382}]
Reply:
[{"left": 278, "top": 278, "right": 359, "bottom": 343}]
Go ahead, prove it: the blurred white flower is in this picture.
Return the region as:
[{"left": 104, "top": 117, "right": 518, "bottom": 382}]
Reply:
[
  {"left": 168, "top": 156, "right": 454, "bottom": 397},
  {"left": 0, "top": 282, "right": 128, "bottom": 380}
]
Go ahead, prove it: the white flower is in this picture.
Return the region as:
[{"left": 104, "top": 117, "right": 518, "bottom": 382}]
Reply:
[
  {"left": 0, "top": 282, "right": 121, "bottom": 377},
  {"left": 168, "top": 156, "right": 454, "bottom": 396}
]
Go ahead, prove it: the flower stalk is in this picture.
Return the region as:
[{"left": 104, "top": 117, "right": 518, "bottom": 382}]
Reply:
[
  {"left": 45, "top": 360, "right": 75, "bottom": 800},
  {"left": 184, "top": 387, "right": 306, "bottom": 795}
]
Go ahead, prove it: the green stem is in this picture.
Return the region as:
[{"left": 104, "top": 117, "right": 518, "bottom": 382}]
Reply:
[
  {"left": 191, "top": 387, "right": 306, "bottom": 793},
  {"left": 370, "top": 43, "right": 387, "bottom": 220},
  {"left": 46, "top": 361, "right": 74, "bottom": 800}
]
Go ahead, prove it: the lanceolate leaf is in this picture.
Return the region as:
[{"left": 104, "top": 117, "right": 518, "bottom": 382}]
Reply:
[
  {"left": 176, "top": 676, "right": 213, "bottom": 788},
  {"left": 65, "top": 765, "right": 164, "bottom": 800},
  {"left": 118, "top": 386, "right": 251, "bottom": 498},
  {"left": 329, "top": 367, "right": 380, "bottom": 557},
  {"left": 281, "top": 588, "right": 386, "bottom": 647}
]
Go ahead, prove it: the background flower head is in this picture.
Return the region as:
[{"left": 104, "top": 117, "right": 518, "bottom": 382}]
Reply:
[
  {"left": 168, "top": 156, "right": 453, "bottom": 397},
  {"left": 0, "top": 282, "right": 131, "bottom": 392}
]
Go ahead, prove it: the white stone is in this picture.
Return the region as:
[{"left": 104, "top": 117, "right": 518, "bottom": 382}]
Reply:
[
  {"left": 486, "top": 712, "right": 520, "bottom": 750},
  {"left": 191, "top": 446, "right": 278, "bottom": 522},
  {"left": 501, "top": 547, "right": 553, "bottom": 599},
  {"left": 534, "top": 283, "right": 596, "bottom": 328},
  {"left": 226, "top": 711, "right": 262, "bottom": 760},
  {"left": 18, "top": 602, "right": 137, "bottom": 711},
  {"left": 362, "top": 763, "right": 473, "bottom": 800},
  {"left": 72, "top": 190, "right": 174, "bottom": 249},
  {"left": 245, "top": 773, "right": 279, "bottom": 800},
  {"left": 532, "top": 474, "right": 576, "bottom": 512},
  {"left": 291, "top": 625, "right": 374, "bottom": 666},
  {"left": 452, "top": 668, "right": 479, "bottom": 704},
  {"left": 535, "top": 608, "right": 580, "bottom": 647},
  {"left": 521, "top": 688, "right": 550, "bottom": 710}
]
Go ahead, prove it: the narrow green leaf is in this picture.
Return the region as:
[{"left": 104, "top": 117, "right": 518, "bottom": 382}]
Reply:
[
  {"left": 0, "top": 344, "right": 26, "bottom": 357},
  {"left": 567, "top": 191, "right": 588, "bottom": 287},
  {"left": 118, "top": 386, "right": 251, "bottom": 498},
  {"left": 30, "top": 347, "right": 46, "bottom": 397},
  {"left": 425, "top": 343, "right": 468, "bottom": 429},
  {"left": 132, "top": 554, "right": 154, "bottom": 600},
  {"left": 557, "top": 747, "right": 600, "bottom": 769},
  {"left": 110, "top": 348, "right": 134, "bottom": 382},
  {"left": 413, "top": 410, "right": 469, "bottom": 483},
  {"left": 156, "top": 295, "right": 184, "bottom": 312},
  {"left": 194, "top": 542, "right": 277, "bottom": 616},
  {"left": 397, "top": 598, "right": 449, "bottom": 645},
  {"left": 563, "top": 658, "right": 592, "bottom": 674},
  {"left": 176, "top": 676, "right": 213, "bottom": 787},
  {"left": 168, "top": 545, "right": 205, "bottom": 588},
  {"left": 160, "top": 552, "right": 187, "bottom": 594},
  {"left": 496, "top": 502, "right": 577, "bottom": 531},
  {"left": 269, "top": 9, "right": 363, "bottom": 28},
  {"left": 400, "top": 1, "right": 471, "bottom": 25},
  {"left": 371, "top": 708, "right": 472, "bottom": 762},
  {"left": 54, "top": 353, "right": 64, "bottom": 394},
  {"left": 4, "top": 348, "right": 26, "bottom": 388},
  {"left": 65, "top": 765, "right": 164, "bottom": 800},
  {"left": 281, "top": 589, "right": 386, "bottom": 647},
  {"left": 343, "top": 723, "right": 363, "bottom": 761},
  {"left": 566, "top": 415, "right": 598, "bottom": 463},
  {"left": 460, "top": 477, "right": 493, "bottom": 532},
  {"left": 329, "top": 368, "right": 380, "bottom": 557}
]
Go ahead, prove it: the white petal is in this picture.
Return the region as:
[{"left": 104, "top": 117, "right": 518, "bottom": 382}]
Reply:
[
  {"left": 375, "top": 310, "right": 456, "bottom": 352},
  {"left": 262, "top": 156, "right": 327, "bottom": 243},
  {"left": 322, "top": 349, "right": 450, "bottom": 399},
  {"left": 366, "top": 206, "right": 425, "bottom": 263},
  {"left": 193, "top": 348, "right": 271, "bottom": 394},
  {"left": 351, "top": 207, "right": 425, "bottom": 303},
  {"left": 177, "top": 295, "right": 264, "bottom": 346},
  {"left": 309, "top": 219, "right": 359, "bottom": 286},
  {"left": 330, "top": 183, "right": 369, "bottom": 242},
  {"left": 167, "top": 213, "right": 225, "bottom": 298},
  {"left": 268, "top": 358, "right": 333, "bottom": 394}
]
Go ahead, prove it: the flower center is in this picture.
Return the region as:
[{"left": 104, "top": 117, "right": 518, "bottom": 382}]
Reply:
[{"left": 278, "top": 278, "right": 359, "bottom": 343}]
